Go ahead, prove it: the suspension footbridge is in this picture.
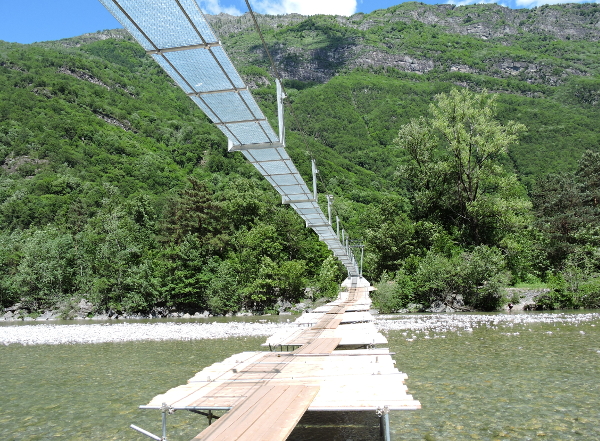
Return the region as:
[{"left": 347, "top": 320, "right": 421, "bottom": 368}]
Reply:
[{"left": 97, "top": 1, "right": 420, "bottom": 439}]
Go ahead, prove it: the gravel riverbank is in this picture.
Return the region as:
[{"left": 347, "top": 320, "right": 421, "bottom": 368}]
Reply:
[
  {"left": 0, "top": 321, "right": 295, "bottom": 346},
  {"left": 2, "top": 312, "right": 599, "bottom": 346},
  {"left": 376, "top": 312, "right": 600, "bottom": 335}
]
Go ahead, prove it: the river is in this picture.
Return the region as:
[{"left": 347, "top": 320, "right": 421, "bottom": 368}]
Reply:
[{"left": 1, "top": 311, "right": 599, "bottom": 440}]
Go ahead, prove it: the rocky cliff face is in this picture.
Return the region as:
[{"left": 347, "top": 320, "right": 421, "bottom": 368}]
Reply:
[
  {"left": 352, "top": 3, "right": 600, "bottom": 41},
  {"left": 208, "top": 3, "right": 600, "bottom": 42},
  {"left": 206, "top": 3, "right": 600, "bottom": 85}
]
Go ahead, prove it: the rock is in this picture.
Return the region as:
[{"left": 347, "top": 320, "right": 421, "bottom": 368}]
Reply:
[
  {"left": 202, "top": 311, "right": 210, "bottom": 318},
  {"left": 36, "top": 311, "right": 57, "bottom": 321},
  {"left": 92, "top": 313, "right": 109, "bottom": 320},
  {"left": 24, "top": 316, "right": 34, "bottom": 321},
  {"left": 5, "top": 303, "right": 21, "bottom": 312},
  {"left": 291, "top": 302, "right": 309, "bottom": 313},
  {"left": 77, "top": 299, "right": 94, "bottom": 315},
  {"left": 236, "top": 311, "right": 252, "bottom": 317},
  {"left": 452, "top": 294, "right": 465, "bottom": 310},
  {"left": 182, "top": 313, "right": 191, "bottom": 319},
  {"left": 193, "top": 312, "right": 202, "bottom": 318},
  {"left": 427, "top": 301, "right": 446, "bottom": 313},
  {"left": 276, "top": 299, "right": 292, "bottom": 314},
  {"left": 406, "top": 303, "right": 424, "bottom": 313},
  {"left": 3, "top": 311, "right": 14, "bottom": 319},
  {"left": 279, "top": 312, "right": 292, "bottom": 316}
]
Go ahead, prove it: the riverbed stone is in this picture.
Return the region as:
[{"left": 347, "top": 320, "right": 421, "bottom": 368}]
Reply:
[
  {"left": 428, "top": 301, "right": 447, "bottom": 313},
  {"left": 77, "top": 299, "right": 94, "bottom": 315},
  {"left": 276, "top": 299, "right": 292, "bottom": 314},
  {"left": 182, "top": 313, "right": 191, "bottom": 319},
  {"left": 92, "top": 313, "right": 109, "bottom": 320},
  {"left": 37, "top": 311, "right": 58, "bottom": 321},
  {"left": 5, "top": 303, "right": 21, "bottom": 312}
]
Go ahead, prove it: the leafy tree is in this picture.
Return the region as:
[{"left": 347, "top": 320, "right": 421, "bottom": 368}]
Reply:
[
  {"left": 11, "top": 228, "right": 76, "bottom": 310},
  {"left": 395, "top": 88, "right": 530, "bottom": 245},
  {"left": 532, "top": 150, "right": 600, "bottom": 268}
]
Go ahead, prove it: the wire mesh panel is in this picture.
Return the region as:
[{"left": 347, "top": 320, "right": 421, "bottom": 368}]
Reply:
[{"left": 98, "top": 0, "right": 359, "bottom": 276}]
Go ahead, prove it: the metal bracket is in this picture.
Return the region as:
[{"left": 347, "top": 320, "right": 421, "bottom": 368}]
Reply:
[
  {"left": 376, "top": 405, "right": 390, "bottom": 419},
  {"left": 189, "top": 409, "right": 220, "bottom": 425}
]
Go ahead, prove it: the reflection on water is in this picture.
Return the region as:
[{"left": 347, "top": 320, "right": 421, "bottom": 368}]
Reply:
[{"left": 1, "top": 312, "right": 599, "bottom": 440}]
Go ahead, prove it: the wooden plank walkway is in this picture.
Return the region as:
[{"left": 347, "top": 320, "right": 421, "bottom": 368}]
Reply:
[
  {"left": 192, "top": 385, "right": 319, "bottom": 441},
  {"left": 140, "top": 277, "right": 420, "bottom": 440}
]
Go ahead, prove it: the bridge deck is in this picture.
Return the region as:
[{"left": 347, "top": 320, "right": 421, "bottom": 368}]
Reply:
[{"left": 141, "top": 279, "right": 420, "bottom": 440}]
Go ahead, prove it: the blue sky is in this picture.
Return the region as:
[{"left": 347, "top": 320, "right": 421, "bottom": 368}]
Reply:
[{"left": 0, "top": 0, "right": 598, "bottom": 44}]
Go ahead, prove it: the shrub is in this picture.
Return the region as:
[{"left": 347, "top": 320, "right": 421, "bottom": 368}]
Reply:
[{"left": 372, "top": 271, "right": 414, "bottom": 313}]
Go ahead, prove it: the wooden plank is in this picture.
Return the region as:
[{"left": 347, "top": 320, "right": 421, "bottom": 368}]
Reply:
[
  {"left": 192, "top": 385, "right": 319, "bottom": 441},
  {"left": 194, "top": 385, "right": 284, "bottom": 440},
  {"left": 325, "top": 318, "right": 342, "bottom": 329},
  {"left": 293, "top": 338, "right": 341, "bottom": 355},
  {"left": 240, "top": 386, "right": 319, "bottom": 441}
]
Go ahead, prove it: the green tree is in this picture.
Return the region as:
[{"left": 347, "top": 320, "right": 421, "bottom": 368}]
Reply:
[
  {"left": 11, "top": 228, "right": 76, "bottom": 310},
  {"left": 395, "top": 88, "right": 530, "bottom": 245}
]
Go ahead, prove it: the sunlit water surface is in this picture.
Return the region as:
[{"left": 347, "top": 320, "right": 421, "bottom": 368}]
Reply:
[{"left": 1, "top": 312, "right": 599, "bottom": 441}]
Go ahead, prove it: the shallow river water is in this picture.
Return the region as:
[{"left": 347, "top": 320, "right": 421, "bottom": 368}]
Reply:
[{"left": 1, "top": 311, "right": 599, "bottom": 441}]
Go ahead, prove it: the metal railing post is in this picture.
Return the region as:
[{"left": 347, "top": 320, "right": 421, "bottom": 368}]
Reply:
[
  {"left": 311, "top": 159, "right": 318, "bottom": 200},
  {"left": 360, "top": 246, "right": 364, "bottom": 277},
  {"left": 276, "top": 78, "right": 286, "bottom": 146},
  {"left": 161, "top": 402, "right": 169, "bottom": 441}
]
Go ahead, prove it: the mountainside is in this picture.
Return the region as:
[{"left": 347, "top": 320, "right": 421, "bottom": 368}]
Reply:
[
  {"left": 1, "top": 2, "right": 599, "bottom": 316},
  {"left": 35, "top": 3, "right": 600, "bottom": 179},
  {"left": 212, "top": 3, "right": 600, "bottom": 83}
]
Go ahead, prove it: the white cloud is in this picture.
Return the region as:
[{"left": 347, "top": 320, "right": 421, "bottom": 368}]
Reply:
[
  {"left": 253, "top": 0, "right": 358, "bottom": 16},
  {"left": 200, "top": 0, "right": 243, "bottom": 15}
]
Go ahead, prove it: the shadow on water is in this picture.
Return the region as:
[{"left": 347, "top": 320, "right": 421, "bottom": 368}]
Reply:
[{"left": 1, "top": 311, "right": 599, "bottom": 440}]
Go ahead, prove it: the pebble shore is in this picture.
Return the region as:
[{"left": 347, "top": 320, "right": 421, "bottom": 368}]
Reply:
[
  {"left": 0, "top": 321, "right": 295, "bottom": 346},
  {"left": 376, "top": 312, "right": 600, "bottom": 335},
  {"left": 2, "top": 312, "right": 599, "bottom": 346}
]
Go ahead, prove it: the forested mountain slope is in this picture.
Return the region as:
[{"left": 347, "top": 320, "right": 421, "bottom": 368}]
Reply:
[{"left": 1, "top": 2, "right": 599, "bottom": 316}]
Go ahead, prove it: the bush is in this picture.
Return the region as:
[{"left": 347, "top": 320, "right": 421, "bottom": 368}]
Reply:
[
  {"left": 459, "top": 245, "right": 509, "bottom": 311},
  {"left": 372, "top": 271, "right": 414, "bottom": 313},
  {"left": 578, "top": 277, "right": 600, "bottom": 308},
  {"left": 206, "top": 260, "right": 243, "bottom": 315}
]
